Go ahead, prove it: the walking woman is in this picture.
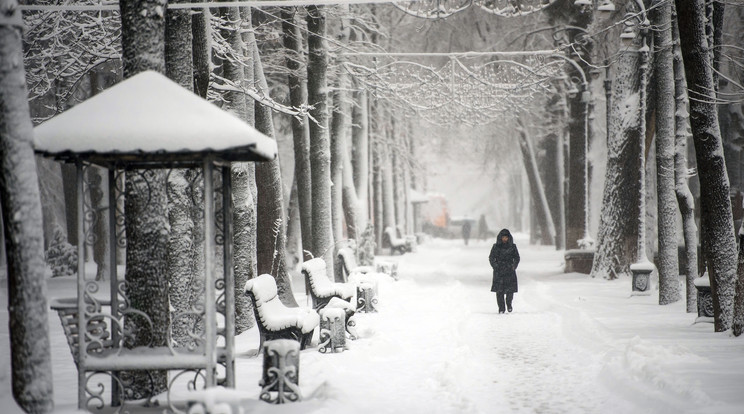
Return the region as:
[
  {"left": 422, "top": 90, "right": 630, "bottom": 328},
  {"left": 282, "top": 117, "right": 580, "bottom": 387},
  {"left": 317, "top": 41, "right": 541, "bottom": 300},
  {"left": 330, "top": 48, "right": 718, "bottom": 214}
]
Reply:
[{"left": 489, "top": 228, "right": 520, "bottom": 313}]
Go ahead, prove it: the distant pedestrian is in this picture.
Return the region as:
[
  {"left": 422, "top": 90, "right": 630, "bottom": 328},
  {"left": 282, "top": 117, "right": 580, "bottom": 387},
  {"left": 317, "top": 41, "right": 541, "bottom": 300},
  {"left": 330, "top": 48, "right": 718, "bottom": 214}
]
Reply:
[
  {"left": 489, "top": 228, "right": 520, "bottom": 313},
  {"left": 462, "top": 220, "right": 472, "bottom": 245}
]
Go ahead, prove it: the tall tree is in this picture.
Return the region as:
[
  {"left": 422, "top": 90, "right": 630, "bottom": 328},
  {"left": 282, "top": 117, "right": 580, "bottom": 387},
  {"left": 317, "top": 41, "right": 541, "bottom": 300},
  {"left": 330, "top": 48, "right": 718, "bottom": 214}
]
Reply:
[
  {"left": 191, "top": 0, "right": 210, "bottom": 98},
  {"left": 0, "top": 0, "right": 54, "bottom": 411},
  {"left": 676, "top": 0, "right": 737, "bottom": 332},
  {"left": 653, "top": 0, "right": 681, "bottom": 305},
  {"left": 214, "top": 0, "right": 257, "bottom": 333},
  {"left": 253, "top": 40, "right": 298, "bottom": 306},
  {"left": 237, "top": 5, "right": 260, "bottom": 333},
  {"left": 734, "top": 222, "right": 744, "bottom": 336},
  {"left": 672, "top": 5, "right": 698, "bottom": 313},
  {"left": 281, "top": 7, "right": 313, "bottom": 262},
  {"left": 330, "top": 63, "right": 349, "bottom": 246},
  {"left": 307, "top": 5, "right": 335, "bottom": 278},
  {"left": 351, "top": 87, "right": 370, "bottom": 227},
  {"left": 165, "top": 0, "right": 203, "bottom": 347},
  {"left": 591, "top": 29, "right": 645, "bottom": 280},
  {"left": 119, "top": 0, "right": 170, "bottom": 398}
]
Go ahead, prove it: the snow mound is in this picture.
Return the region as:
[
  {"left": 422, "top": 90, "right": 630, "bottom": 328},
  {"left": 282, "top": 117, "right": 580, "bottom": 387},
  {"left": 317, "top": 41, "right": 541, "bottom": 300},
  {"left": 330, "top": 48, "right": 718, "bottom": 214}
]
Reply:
[{"left": 603, "top": 336, "right": 713, "bottom": 408}]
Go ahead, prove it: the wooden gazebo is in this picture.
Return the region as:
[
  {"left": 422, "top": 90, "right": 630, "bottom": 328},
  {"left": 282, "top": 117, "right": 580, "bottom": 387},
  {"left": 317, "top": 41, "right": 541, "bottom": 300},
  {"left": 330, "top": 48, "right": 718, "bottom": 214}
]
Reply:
[{"left": 34, "top": 71, "right": 277, "bottom": 411}]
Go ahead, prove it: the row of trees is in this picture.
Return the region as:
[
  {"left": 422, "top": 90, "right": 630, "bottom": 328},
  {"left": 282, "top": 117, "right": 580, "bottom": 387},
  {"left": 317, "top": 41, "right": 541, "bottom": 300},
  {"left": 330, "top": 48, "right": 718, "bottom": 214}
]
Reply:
[
  {"left": 3, "top": 0, "right": 744, "bottom": 411},
  {"left": 4, "top": 1, "right": 429, "bottom": 410}
]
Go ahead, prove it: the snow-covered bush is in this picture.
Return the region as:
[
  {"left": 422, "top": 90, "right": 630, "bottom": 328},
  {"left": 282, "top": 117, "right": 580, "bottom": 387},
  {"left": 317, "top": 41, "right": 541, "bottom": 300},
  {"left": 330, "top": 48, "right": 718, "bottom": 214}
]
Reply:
[{"left": 45, "top": 226, "right": 77, "bottom": 277}]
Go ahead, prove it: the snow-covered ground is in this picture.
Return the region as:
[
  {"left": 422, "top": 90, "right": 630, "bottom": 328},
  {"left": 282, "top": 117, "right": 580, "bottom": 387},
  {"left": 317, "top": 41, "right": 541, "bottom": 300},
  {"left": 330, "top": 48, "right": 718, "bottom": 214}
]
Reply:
[{"left": 2, "top": 234, "right": 744, "bottom": 413}]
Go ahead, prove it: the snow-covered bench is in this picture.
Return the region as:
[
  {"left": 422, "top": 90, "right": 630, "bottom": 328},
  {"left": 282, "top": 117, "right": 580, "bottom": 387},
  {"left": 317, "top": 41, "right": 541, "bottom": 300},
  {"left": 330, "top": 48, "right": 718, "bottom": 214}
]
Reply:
[
  {"left": 50, "top": 297, "right": 115, "bottom": 365},
  {"left": 337, "top": 247, "right": 375, "bottom": 281},
  {"left": 245, "top": 274, "right": 319, "bottom": 350},
  {"left": 302, "top": 258, "right": 356, "bottom": 310},
  {"left": 384, "top": 226, "right": 411, "bottom": 255},
  {"left": 302, "top": 258, "right": 358, "bottom": 338}
]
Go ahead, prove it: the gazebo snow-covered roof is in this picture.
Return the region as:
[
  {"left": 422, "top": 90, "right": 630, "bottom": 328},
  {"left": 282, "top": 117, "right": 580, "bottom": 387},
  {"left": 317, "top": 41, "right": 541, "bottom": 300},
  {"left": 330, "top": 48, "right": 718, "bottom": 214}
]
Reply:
[{"left": 34, "top": 70, "right": 277, "bottom": 167}]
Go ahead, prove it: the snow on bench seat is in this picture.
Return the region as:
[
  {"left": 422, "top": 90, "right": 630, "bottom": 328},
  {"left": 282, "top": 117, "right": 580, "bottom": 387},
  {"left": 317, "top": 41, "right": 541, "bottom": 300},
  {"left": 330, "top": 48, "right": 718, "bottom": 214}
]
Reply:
[
  {"left": 302, "top": 258, "right": 355, "bottom": 302},
  {"left": 337, "top": 247, "right": 374, "bottom": 277},
  {"left": 384, "top": 227, "right": 410, "bottom": 255},
  {"left": 245, "top": 274, "right": 319, "bottom": 349}
]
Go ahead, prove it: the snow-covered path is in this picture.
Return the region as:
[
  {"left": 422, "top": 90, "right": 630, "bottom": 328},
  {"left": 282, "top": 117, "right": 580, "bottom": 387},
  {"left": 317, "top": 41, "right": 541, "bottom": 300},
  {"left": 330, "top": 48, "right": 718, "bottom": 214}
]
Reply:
[
  {"left": 256, "top": 236, "right": 639, "bottom": 414},
  {"left": 358, "top": 237, "right": 634, "bottom": 413}
]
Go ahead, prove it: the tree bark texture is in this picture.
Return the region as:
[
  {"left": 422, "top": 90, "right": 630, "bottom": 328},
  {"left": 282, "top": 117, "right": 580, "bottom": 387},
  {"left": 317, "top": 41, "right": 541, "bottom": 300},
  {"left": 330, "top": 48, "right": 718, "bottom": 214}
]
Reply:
[
  {"left": 285, "top": 181, "right": 302, "bottom": 267},
  {"left": 373, "top": 140, "right": 384, "bottom": 250},
  {"left": 233, "top": 6, "right": 259, "bottom": 333},
  {"left": 123, "top": 172, "right": 170, "bottom": 398},
  {"left": 351, "top": 88, "right": 370, "bottom": 227},
  {"left": 671, "top": 4, "right": 698, "bottom": 313},
  {"left": 734, "top": 223, "right": 744, "bottom": 336},
  {"left": 306, "top": 5, "right": 335, "bottom": 278},
  {"left": 165, "top": 0, "right": 204, "bottom": 346},
  {"left": 676, "top": 0, "right": 737, "bottom": 332},
  {"left": 281, "top": 7, "right": 313, "bottom": 262},
  {"left": 382, "top": 132, "right": 396, "bottom": 235},
  {"left": 591, "top": 48, "right": 643, "bottom": 280},
  {"left": 653, "top": 0, "right": 681, "bottom": 305},
  {"left": 341, "top": 125, "right": 360, "bottom": 242},
  {"left": 253, "top": 43, "right": 297, "bottom": 307},
  {"left": 119, "top": 0, "right": 169, "bottom": 396},
  {"left": 330, "top": 75, "right": 347, "bottom": 246},
  {"left": 391, "top": 121, "right": 406, "bottom": 235},
  {"left": 0, "top": 2, "right": 55, "bottom": 410},
  {"left": 191, "top": 0, "right": 210, "bottom": 99}
]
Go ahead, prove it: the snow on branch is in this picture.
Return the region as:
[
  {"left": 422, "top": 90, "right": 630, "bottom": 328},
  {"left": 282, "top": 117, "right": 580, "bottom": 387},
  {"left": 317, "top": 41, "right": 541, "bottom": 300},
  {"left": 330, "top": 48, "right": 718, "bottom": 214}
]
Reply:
[
  {"left": 339, "top": 53, "right": 563, "bottom": 126},
  {"left": 393, "top": 0, "right": 558, "bottom": 20}
]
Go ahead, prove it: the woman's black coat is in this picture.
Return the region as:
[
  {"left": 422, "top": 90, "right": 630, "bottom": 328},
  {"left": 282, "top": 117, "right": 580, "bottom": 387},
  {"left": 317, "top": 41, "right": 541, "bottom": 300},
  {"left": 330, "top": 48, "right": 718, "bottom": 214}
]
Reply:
[{"left": 489, "top": 229, "right": 520, "bottom": 293}]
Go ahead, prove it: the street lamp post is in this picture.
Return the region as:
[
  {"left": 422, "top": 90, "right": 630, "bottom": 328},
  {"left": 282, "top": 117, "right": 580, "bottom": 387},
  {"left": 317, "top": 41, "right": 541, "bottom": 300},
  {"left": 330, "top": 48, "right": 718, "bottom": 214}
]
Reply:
[{"left": 622, "top": 0, "right": 655, "bottom": 295}]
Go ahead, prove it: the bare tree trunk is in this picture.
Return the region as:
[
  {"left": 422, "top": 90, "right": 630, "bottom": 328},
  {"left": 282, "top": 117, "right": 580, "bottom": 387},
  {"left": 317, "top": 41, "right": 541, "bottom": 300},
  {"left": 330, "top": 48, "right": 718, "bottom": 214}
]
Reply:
[
  {"left": 373, "top": 139, "right": 384, "bottom": 250},
  {"left": 253, "top": 42, "right": 297, "bottom": 306},
  {"left": 517, "top": 120, "right": 556, "bottom": 245},
  {"left": 734, "top": 222, "right": 744, "bottom": 336},
  {"left": 217, "top": 1, "right": 256, "bottom": 334},
  {"left": 286, "top": 181, "right": 302, "bottom": 268},
  {"left": 0, "top": 2, "right": 54, "bottom": 410},
  {"left": 676, "top": 0, "right": 737, "bottom": 332},
  {"left": 382, "top": 130, "right": 396, "bottom": 234},
  {"left": 119, "top": 0, "right": 170, "bottom": 398},
  {"left": 591, "top": 47, "right": 643, "bottom": 280},
  {"left": 654, "top": 0, "right": 681, "bottom": 305},
  {"left": 281, "top": 7, "right": 313, "bottom": 262},
  {"left": 330, "top": 74, "right": 347, "bottom": 245},
  {"left": 165, "top": 0, "right": 203, "bottom": 346},
  {"left": 351, "top": 87, "right": 369, "bottom": 227},
  {"left": 391, "top": 121, "right": 406, "bottom": 234},
  {"left": 191, "top": 0, "right": 210, "bottom": 99},
  {"left": 307, "top": 5, "right": 335, "bottom": 278},
  {"left": 672, "top": 4, "right": 698, "bottom": 313},
  {"left": 341, "top": 129, "right": 360, "bottom": 241}
]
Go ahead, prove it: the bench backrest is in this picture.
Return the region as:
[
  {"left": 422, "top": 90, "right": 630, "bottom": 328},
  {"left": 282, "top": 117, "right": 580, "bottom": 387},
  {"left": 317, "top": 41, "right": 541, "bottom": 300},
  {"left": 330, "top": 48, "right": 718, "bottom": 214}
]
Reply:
[
  {"left": 337, "top": 247, "right": 357, "bottom": 274},
  {"left": 244, "top": 274, "right": 279, "bottom": 304},
  {"left": 302, "top": 258, "right": 335, "bottom": 296}
]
